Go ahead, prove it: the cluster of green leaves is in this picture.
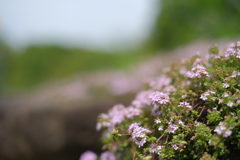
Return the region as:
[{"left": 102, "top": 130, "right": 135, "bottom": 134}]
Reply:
[{"left": 98, "top": 42, "right": 240, "bottom": 159}]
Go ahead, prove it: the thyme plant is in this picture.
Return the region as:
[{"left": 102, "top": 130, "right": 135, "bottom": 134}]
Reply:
[{"left": 93, "top": 42, "right": 240, "bottom": 160}]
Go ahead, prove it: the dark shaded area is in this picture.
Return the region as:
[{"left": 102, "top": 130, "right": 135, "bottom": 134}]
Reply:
[{"left": 0, "top": 94, "right": 134, "bottom": 160}]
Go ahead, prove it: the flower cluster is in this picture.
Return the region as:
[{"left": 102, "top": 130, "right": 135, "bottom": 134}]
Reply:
[
  {"left": 149, "top": 91, "right": 169, "bottom": 105},
  {"left": 224, "top": 42, "right": 240, "bottom": 59},
  {"left": 80, "top": 150, "right": 116, "bottom": 160},
  {"left": 94, "top": 41, "right": 240, "bottom": 159},
  {"left": 178, "top": 101, "right": 192, "bottom": 109},
  {"left": 214, "top": 122, "right": 233, "bottom": 138},
  {"left": 128, "top": 123, "right": 151, "bottom": 147},
  {"left": 200, "top": 90, "right": 216, "bottom": 101},
  {"left": 167, "top": 122, "right": 179, "bottom": 133},
  {"left": 185, "top": 64, "right": 209, "bottom": 78},
  {"left": 96, "top": 104, "right": 141, "bottom": 131}
]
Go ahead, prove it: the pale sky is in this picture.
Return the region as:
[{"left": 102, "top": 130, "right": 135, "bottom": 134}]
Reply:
[{"left": 0, "top": 0, "right": 158, "bottom": 50}]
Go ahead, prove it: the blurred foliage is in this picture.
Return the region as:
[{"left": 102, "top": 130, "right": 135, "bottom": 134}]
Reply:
[
  {"left": 1, "top": 43, "right": 146, "bottom": 93},
  {"left": 2, "top": 0, "right": 240, "bottom": 93},
  {"left": 146, "top": 0, "right": 240, "bottom": 51}
]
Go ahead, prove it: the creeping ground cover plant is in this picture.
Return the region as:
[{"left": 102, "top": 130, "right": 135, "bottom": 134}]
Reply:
[{"left": 95, "top": 42, "right": 240, "bottom": 160}]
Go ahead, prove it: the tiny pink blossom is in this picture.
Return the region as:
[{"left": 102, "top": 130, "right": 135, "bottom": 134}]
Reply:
[
  {"left": 131, "top": 90, "right": 152, "bottom": 108},
  {"left": 224, "top": 47, "right": 235, "bottom": 59},
  {"left": 236, "top": 100, "right": 240, "bottom": 104},
  {"left": 223, "top": 130, "right": 232, "bottom": 138},
  {"left": 157, "top": 145, "right": 163, "bottom": 154},
  {"left": 193, "top": 58, "right": 202, "bottom": 66},
  {"left": 214, "top": 122, "right": 233, "bottom": 138},
  {"left": 227, "top": 101, "right": 234, "bottom": 107},
  {"left": 171, "top": 144, "right": 178, "bottom": 150},
  {"left": 155, "top": 119, "right": 161, "bottom": 124},
  {"left": 128, "top": 123, "right": 151, "bottom": 147},
  {"left": 158, "top": 126, "right": 163, "bottom": 131},
  {"left": 223, "top": 83, "right": 229, "bottom": 88},
  {"left": 168, "top": 122, "right": 178, "bottom": 133},
  {"left": 214, "top": 122, "right": 226, "bottom": 135},
  {"left": 237, "top": 41, "right": 240, "bottom": 46},
  {"left": 185, "top": 65, "right": 209, "bottom": 78},
  {"left": 231, "top": 70, "right": 240, "bottom": 77},
  {"left": 177, "top": 120, "right": 185, "bottom": 126},
  {"left": 150, "top": 143, "right": 157, "bottom": 153},
  {"left": 149, "top": 91, "right": 169, "bottom": 104},
  {"left": 222, "top": 92, "right": 229, "bottom": 97},
  {"left": 178, "top": 102, "right": 192, "bottom": 109},
  {"left": 100, "top": 151, "right": 115, "bottom": 160},
  {"left": 79, "top": 151, "right": 97, "bottom": 160},
  {"left": 125, "top": 106, "right": 142, "bottom": 119}
]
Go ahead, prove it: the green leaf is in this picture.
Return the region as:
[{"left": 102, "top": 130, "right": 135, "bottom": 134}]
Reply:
[{"left": 179, "top": 141, "right": 188, "bottom": 144}]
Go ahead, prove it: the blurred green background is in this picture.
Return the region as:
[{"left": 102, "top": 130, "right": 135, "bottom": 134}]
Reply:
[
  {"left": 145, "top": 0, "right": 240, "bottom": 51},
  {"left": 1, "top": 43, "right": 145, "bottom": 93},
  {"left": 1, "top": 0, "right": 240, "bottom": 94}
]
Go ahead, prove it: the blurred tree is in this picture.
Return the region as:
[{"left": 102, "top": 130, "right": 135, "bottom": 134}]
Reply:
[{"left": 146, "top": 0, "right": 240, "bottom": 51}]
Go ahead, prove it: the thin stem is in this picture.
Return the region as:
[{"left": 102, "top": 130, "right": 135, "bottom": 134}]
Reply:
[
  {"left": 117, "top": 126, "right": 128, "bottom": 134},
  {"left": 156, "top": 132, "right": 166, "bottom": 143},
  {"left": 165, "top": 135, "right": 169, "bottom": 142},
  {"left": 132, "top": 152, "right": 136, "bottom": 160},
  {"left": 120, "top": 133, "right": 131, "bottom": 136},
  {"left": 195, "top": 105, "right": 206, "bottom": 121},
  {"left": 193, "top": 101, "right": 203, "bottom": 109}
]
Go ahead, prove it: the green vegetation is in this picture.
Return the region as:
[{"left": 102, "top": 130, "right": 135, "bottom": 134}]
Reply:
[
  {"left": 146, "top": 0, "right": 240, "bottom": 51},
  {"left": 1, "top": 44, "right": 147, "bottom": 93},
  {"left": 2, "top": 0, "right": 240, "bottom": 93},
  {"left": 96, "top": 42, "right": 240, "bottom": 160}
]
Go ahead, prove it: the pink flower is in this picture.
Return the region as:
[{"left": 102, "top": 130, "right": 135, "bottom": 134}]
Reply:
[
  {"left": 185, "top": 65, "right": 209, "bottom": 78},
  {"left": 224, "top": 47, "right": 235, "bottom": 59},
  {"left": 149, "top": 75, "right": 171, "bottom": 90},
  {"left": 171, "top": 144, "right": 178, "bottom": 150},
  {"left": 128, "top": 123, "right": 140, "bottom": 133},
  {"left": 155, "top": 118, "right": 161, "bottom": 124},
  {"left": 131, "top": 90, "right": 152, "bottom": 108},
  {"left": 108, "top": 104, "right": 126, "bottom": 124},
  {"left": 222, "top": 83, "right": 229, "bottom": 88},
  {"left": 128, "top": 123, "right": 151, "bottom": 147},
  {"left": 157, "top": 145, "right": 163, "bottom": 154},
  {"left": 200, "top": 90, "right": 216, "bottom": 101},
  {"left": 177, "top": 120, "right": 185, "bottom": 126},
  {"left": 178, "top": 102, "right": 192, "bottom": 109},
  {"left": 100, "top": 151, "right": 115, "bottom": 160},
  {"left": 214, "top": 122, "right": 226, "bottom": 135},
  {"left": 227, "top": 101, "right": 234, "bottom": 107},
  {"left": 125, "top": 106, "right": 142, "bottom": 119},
  {"left": 214, "top": 122, "right": 233, "bottom": 137},
  {"left": 231, "top": 70, "right": 240, "bottom": 77},
  {"left": 149, "top": 91, "right": 169, "bottom": 104},
  {"left": 223, "top": 130, "right": 232, "bottom": 138},
  {"left": 150, "top": 143, "right": 157, "bottom": 153},
  {"left": 158, "top": 126, "right": 163, "bottom": 131},
  {"left": 168, "top": 122, "right": 178, "bottom": 133},
  {"left": 79, "top": 151, "right": 97, "bottom": 160},
  {"left": 193, "top": 58, "right": 203, "bottom": 66},
  {"left": 222, "top": 92, "right": 229, "bottom": 97},
  {"left": 236, "top": 100, "right": 240, "bottom": 104}
]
